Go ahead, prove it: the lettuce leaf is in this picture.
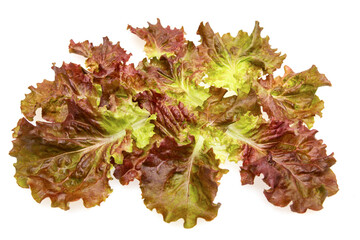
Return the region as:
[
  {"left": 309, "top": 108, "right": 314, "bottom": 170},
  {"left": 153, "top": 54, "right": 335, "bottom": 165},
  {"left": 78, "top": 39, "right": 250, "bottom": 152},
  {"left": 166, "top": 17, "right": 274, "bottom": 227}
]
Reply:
[
  {"left": 240, "top": 121, "right": 338, "bottom": 212},
  {"left": 197, "top": 21, "right": 285, "bottom": 93},
  {"left": 135, "top": 89, "right": 241, "bottom": 163},
  {"left": 138, "top": 42, "right": 210, "bottom": 108},
  {"left": 10, "top": 20, "right": 337, "bottom": 228},
  {"left": 198, "top": 86, "right": 261, "bottom": 128},
  {"left": 222, "top": 112, "right": 337, "bottom": 212},
  {"left": 69, "top": 37, "right": 131, "bottom": 78},
  {"left": 112, "top": 146, "right": 147, "bottom": 185},
  {"left": 140, "top": 136, "right": 227, "bottom": 228},
  {"left": 128, "top": 18, "right": 186, "bottom": 59},
  {"left": 256, "top": 65, "right": 331, "bottom": 128},
  {"left": 21, "top": 63, "right": 99, "bottom": 122},
  {"left": 12, "top": 62, "right": 155, "bottom": 210},
  {"left": 135, "top": 90, "right": 196, "bottom": 141}
]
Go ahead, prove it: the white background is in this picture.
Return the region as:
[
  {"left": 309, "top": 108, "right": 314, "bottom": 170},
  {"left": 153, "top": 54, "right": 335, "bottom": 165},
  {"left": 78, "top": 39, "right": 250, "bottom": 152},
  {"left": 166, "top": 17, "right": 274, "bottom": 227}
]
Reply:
[{"left": 1, "top": 0, "right": 359, "bottom": 239}]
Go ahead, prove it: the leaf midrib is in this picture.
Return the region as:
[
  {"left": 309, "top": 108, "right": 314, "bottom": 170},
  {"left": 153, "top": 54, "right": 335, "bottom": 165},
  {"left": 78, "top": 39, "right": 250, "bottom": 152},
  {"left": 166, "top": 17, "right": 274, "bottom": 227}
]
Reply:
[{"left": 33, "top": 115, "right": 150, "bottom": 165}]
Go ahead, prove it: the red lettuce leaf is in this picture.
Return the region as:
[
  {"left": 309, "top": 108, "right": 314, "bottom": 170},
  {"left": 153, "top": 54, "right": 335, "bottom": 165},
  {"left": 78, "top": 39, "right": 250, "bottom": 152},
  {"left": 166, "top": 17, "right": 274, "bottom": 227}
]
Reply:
[
  {"left": 256, "top": 65, "right": 331, "bottom": 128},
  {"left": 10, "top": 99, "right": 133, "bottom": 209},
  {"left": 69, "top": 37, "right": 131, "bottom": 78},
  {"left": 95, "top": 64, "right": 147, "bottom": 109},
  {"left": 135, "top": 90, "right": 196, "bottom": 141},
  {"left": 12, "top": 61, "right": 156, "bottom": 209},
  {"left": 128, "top": 18, "right": 186, "bottom": 58},
  {"left": 140, "top": 136, "right": 227, "bottom": 228},
  {"left": 21, "top": 63, "right": 99, "bottom": 122},
  {"left": 137, "top": 41, "right": 210, "bottom": 108},
  {"left": 198, "top": 86, "right": 261, "bottom": 128},
  {"left": 10, "top": 20, "right": 338, "bottom": 228},
  {"left": 240, "top": 121, "right": 338, "bottom": 212},
  {"left": 112, "top": 147, "right": 147, "bottom": 185}
]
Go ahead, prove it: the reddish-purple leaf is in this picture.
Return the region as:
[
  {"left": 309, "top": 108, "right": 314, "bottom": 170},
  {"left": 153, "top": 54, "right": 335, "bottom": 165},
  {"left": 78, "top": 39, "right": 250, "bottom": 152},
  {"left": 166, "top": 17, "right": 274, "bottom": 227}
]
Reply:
[
  {"left": 70, "top": 37, "right": 131, "bottom": 78},
  {"left": 140, "top": 136, "right": 227, "bottom": 228},
  {"left": 128, "top": 18, "right": 186, "bottom": 58},
  {"left": 240, "top": 122, "right": 338, "bottom": 212}
]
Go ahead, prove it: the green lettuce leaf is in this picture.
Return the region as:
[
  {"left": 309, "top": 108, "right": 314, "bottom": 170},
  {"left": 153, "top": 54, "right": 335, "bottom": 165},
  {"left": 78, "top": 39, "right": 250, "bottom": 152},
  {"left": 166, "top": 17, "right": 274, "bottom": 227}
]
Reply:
[
  {"left": 140, "top": 136, "right": 227, "bottom": 228},
  {"left": 189, "top": 126, "right": 241, "bottom": 163},
  {"left": 256, "top": 65, "right": 331, "bottom": 128},
  {"left": 226, "top": 112, "right": 271, "bottom": 152},
  {"left": 197, "top": 21, "right": 285, "bottom": 93}
]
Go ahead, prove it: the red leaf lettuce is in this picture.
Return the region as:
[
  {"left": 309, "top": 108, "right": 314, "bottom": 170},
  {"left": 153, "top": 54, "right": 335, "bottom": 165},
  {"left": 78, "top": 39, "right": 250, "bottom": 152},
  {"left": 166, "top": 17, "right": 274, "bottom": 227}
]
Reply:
[{"left": 10, "top": 19, "right": 338, "bottom": 228}]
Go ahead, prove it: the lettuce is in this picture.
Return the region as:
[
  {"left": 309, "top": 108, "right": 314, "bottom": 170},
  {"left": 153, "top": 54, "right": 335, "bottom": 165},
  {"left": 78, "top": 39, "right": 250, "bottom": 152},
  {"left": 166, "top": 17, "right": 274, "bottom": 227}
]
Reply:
[{"left": 10, "top": 19, "right": 338, "bottom": 228}]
